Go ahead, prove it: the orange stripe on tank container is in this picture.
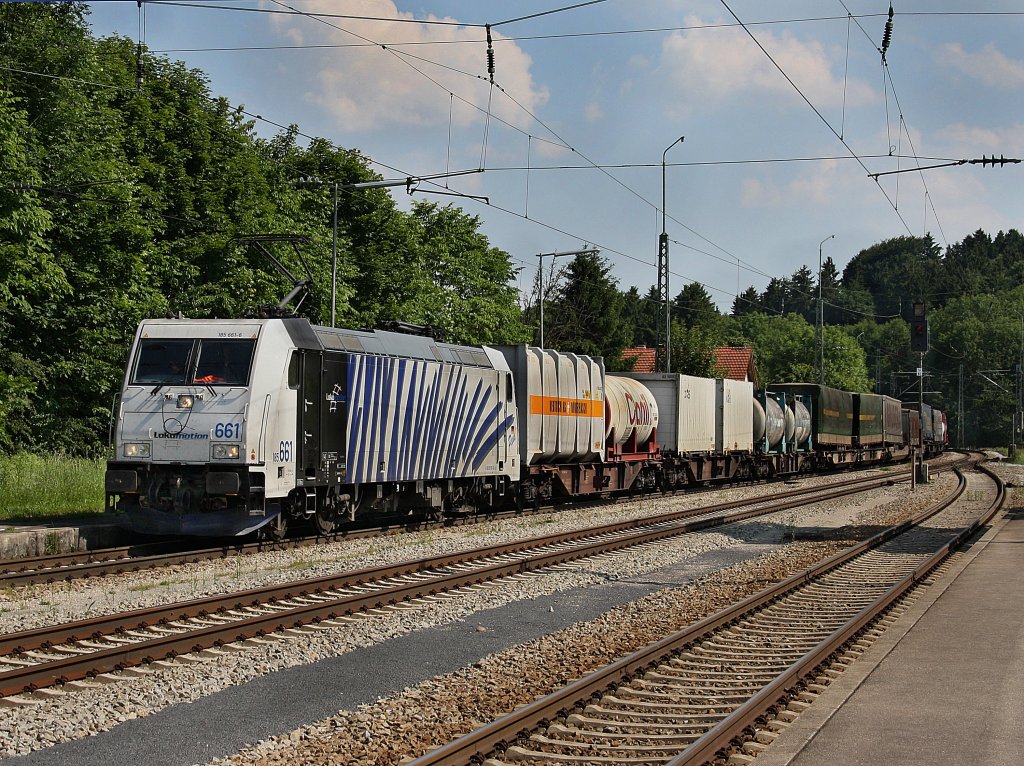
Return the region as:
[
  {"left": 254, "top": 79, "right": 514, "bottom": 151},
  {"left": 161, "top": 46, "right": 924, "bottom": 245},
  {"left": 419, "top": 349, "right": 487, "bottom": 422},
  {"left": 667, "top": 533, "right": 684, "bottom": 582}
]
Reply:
[{"left": 529, "top": 395, "right": 605, "bottom": 417}]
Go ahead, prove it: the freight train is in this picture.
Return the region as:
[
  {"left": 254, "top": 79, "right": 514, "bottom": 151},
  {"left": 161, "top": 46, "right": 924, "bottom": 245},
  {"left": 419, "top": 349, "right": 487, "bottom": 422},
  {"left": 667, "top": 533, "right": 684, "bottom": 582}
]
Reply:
[{"left": 104, "top": 318, "right": 946, "bottom": 537}]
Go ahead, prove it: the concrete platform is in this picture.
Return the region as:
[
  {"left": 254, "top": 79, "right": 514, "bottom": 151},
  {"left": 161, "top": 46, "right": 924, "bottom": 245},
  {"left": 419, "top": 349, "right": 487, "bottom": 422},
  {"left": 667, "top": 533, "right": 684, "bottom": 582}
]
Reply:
[
  {"left": 758, "top": 503, "right": 1024, "bottom": 766},
  {"left": 0, "top": 517, "right": 128, "bottom": 559}
]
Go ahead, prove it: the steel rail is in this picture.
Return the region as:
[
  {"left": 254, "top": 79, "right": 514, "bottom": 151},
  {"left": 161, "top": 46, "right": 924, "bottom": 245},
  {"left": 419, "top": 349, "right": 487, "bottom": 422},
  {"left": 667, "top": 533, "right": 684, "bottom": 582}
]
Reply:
[
  {"left": 0, "top": 458, "right": 962, "bottom": 697},
  {"left": 664, "top": 461, "right": 1005, "bottom": 766},
  {"left": 0, "top": 463, "right": 940, "bottom": 658},
  {"left": 405, "top": 458, "right": 996, "bottom": 766},
  {"left": 0, "top": 454, "right": 964, "bottom": 588}
]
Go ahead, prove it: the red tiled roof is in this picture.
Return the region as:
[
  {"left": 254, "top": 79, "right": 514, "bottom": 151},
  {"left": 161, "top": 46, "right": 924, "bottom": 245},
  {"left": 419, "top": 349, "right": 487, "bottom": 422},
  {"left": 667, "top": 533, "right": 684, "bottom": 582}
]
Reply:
[
  {"left": 621, "top": 346, "right": 657, "bottom": 373},
  {"left": 713, "top": 346, "right": 759, "bottom": 386}
]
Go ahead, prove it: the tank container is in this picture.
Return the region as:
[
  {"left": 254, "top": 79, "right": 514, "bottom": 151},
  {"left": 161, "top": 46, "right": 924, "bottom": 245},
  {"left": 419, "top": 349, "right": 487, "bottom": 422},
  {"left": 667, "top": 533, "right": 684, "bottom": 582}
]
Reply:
[{"left": 605, "top": 376, "right": 659, "bottom": 447}]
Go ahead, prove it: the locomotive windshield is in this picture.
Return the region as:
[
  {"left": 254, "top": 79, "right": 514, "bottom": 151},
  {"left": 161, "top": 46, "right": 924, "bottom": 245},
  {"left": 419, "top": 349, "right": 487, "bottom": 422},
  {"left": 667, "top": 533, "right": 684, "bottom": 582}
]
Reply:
[
  {"left": 131, "top": 338, "right": 256, "bottom": 386},
  {"left": 193, "top": 339, "right": 256, "bottom": 385},
  {"left": 132, "top": 340, "right": 192, "bottom": 384}
]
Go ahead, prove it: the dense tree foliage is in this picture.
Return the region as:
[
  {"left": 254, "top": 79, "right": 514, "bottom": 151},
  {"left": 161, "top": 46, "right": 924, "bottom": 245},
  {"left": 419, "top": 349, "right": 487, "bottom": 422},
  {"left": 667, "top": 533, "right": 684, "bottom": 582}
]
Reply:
[
  {"left": 2, "top": 5, "right": 1021, "bottom": 456},
  {"left": 0, "top": 4, "right": 525, "bottom": 455}
]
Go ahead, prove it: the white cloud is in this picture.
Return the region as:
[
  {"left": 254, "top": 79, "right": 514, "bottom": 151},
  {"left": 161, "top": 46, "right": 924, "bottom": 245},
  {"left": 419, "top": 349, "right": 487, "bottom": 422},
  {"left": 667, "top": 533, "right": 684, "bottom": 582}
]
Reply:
[
  {"left": 740, "top": 159, "right": 842, "bottom": 208},
  {"left": 268, "top": 0, "right": 549, "bottom": 132},
  {"left": 584, "top": 101, "right": 604, "bottom": 124},
  {"left": 940, "top": 42, "right": 1024, "bottom": 88},
  {"left": 937, "top": 123, "right": 1024, "bottom": 155},
  {"left": 658, "top": 16, "right": 876, "bottom": 114}
]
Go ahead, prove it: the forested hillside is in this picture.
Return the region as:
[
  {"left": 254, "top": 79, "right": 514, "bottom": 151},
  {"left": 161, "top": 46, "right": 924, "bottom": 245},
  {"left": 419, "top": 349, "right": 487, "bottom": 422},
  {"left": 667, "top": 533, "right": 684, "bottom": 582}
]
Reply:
[
  {"left": 0, "top": 4, "right": 527, "bottom": 454},
  {"left": 1, "top": 4, "right": 1020, "bottom": 456}
]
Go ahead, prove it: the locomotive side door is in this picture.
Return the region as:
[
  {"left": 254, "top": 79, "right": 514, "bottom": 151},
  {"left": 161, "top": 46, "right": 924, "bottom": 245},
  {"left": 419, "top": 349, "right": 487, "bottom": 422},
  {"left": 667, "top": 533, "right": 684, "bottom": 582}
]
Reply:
[
  {"left": 496, "top": 372, "right": 509, "bottom": 470},
  {"left": 298, "top": 350, "right": 322, "bottom": 481},
  {"left": 320, "top": 353, "right": 348, "bottom": 485}
]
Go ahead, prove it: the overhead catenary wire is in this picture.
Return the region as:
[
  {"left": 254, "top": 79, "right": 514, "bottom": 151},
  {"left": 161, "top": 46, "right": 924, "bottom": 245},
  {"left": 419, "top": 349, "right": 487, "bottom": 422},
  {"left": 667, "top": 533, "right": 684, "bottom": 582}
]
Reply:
[
  {"left": 0, "top": 62, "right": 906, "bottom": 326},
  {"left": 837, "top": 0, "right": 949, "bottom": 247},
  {"left": 13, "top": 5, "right": 1004, "bottom": 325}
]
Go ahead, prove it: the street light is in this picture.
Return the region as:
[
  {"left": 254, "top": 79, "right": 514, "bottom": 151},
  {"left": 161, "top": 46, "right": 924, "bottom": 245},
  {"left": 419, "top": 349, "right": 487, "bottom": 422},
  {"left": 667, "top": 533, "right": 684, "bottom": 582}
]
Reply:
[
  {"left": 817, "top": 234, "right": 835, "bottom": 385},
  {"left": 536, "top": 248, "right": 598, "bottom": 348},
  {"left": 659, "top": 135, "right": 685, "bottom": 373}
]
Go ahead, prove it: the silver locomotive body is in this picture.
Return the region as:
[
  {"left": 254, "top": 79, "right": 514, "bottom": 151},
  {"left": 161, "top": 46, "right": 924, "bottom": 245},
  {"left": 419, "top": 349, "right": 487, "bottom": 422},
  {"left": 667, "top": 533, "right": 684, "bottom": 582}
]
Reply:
[{"left": 106, "top": 318, "right": 518, "bottom": 536}]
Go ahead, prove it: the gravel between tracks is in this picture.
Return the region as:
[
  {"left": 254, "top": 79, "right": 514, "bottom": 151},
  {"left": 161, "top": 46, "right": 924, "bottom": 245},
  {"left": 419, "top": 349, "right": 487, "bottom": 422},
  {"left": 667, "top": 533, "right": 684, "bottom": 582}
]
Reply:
[{"left": 0, "top": 465, "right": 960, "bottom": 759}]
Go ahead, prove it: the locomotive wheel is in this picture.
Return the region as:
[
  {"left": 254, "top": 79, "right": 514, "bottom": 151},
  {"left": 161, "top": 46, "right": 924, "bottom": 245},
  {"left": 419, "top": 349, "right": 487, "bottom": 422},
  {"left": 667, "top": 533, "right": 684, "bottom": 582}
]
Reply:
[
  {"left": 261, "top": 512, "right": 288, "bottom": 542},
  {"left": 314, "top": 505, "right": 339, "bottom": 535}
]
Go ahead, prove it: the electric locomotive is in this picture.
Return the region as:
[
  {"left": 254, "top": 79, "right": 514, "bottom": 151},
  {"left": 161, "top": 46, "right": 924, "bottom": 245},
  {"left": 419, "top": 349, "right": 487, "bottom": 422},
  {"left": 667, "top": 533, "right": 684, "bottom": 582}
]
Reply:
[{"left": 106, "top": 318, "right": 518, "bottom": 537}]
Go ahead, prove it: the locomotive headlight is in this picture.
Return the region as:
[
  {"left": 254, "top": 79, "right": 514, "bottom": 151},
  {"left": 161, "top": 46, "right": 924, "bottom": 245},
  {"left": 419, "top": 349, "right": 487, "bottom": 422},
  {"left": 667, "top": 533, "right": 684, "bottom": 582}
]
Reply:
[
  {"left": 124, "top": 442, "right": 151, "bottom": 458},
  {"left": 177, "top": 394, "right": 195, "bottom": 409},
  {"left": 212, "top": 443, "right": 240, "bottom": 460}
]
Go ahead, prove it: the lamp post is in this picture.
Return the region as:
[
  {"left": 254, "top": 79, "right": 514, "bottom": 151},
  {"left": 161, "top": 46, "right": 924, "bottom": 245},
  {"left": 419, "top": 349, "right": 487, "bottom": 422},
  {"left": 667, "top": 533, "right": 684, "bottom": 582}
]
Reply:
[
  {"left": 817, "top": 234, "right": 834, "bottom": 385},
  {"left": 659, "top": 136, "right": 684, "bottom": 373},
  {"left": 536, "top": 248, "right": 598, "bottom": 348}
]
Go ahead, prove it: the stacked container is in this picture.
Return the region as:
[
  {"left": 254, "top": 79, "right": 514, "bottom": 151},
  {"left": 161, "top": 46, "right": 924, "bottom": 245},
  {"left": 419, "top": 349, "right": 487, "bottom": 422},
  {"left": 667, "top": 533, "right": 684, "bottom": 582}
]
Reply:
[
  {"left": 620, "top": 373, "right": 715, "bottom": 454},
  {"left": 716, "top": 379, "right": 754, "bottom": 452}
]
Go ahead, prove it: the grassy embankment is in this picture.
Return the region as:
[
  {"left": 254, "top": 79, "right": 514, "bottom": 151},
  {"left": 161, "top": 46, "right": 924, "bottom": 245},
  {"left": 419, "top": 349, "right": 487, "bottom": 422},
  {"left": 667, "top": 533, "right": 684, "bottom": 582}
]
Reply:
[{"left": 0, "top": 453, "right": 106, "bottom": 523}]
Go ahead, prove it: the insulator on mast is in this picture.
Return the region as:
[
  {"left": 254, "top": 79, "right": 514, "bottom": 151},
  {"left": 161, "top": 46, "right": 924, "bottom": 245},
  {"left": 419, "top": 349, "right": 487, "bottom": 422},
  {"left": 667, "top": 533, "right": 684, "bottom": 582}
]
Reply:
[
  {"left": 485, "top": 24, "right": 495, "bottom": 83},
  {"left": 881, "top": 4, "right": 894, "bottom": 62}
]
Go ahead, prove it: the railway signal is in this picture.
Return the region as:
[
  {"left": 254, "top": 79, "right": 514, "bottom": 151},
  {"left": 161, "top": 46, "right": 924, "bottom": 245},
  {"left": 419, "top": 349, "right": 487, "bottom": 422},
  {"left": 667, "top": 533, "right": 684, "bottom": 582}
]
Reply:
[{"left": 910, "top": 302, "right": 928, "bottom": 353}]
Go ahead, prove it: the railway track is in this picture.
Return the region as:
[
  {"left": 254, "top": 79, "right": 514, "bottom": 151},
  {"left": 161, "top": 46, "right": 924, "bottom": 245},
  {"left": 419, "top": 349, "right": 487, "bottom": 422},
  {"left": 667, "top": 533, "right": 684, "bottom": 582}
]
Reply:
[
  {"left": 405, "top": 460, "right": 1004, "bottom": 766},
  {"left": 0, "top": 455, "right": 961, "bottom": 588},
  {"left": 0, "top": 456, "right": 970, "bottom": 700}
]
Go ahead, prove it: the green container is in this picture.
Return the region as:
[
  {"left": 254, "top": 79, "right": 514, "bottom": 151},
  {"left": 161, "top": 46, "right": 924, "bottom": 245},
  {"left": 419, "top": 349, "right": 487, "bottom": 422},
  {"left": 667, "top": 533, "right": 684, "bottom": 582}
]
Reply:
[
  {"left": 774, "top": 383, "right": 853, "bottom": 446},
  {"left": 854, "top": 393, "right": 884, "bottom": 445}
]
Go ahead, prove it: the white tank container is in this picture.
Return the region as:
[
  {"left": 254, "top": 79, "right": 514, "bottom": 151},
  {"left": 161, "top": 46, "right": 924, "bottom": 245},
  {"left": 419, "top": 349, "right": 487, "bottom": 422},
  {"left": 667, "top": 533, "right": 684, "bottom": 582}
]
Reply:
[
  {"left": 763, "top": 395, "right": 785, "bottom": 448},
  {"left": 620, "top": 373, "right": 715, "bottom": 453},
  {"left": 784, "top": 404, "right": 796, "bottom": 443},
  {"left": 716, "top": 379, "right": 754, "bottom": 452},
  {"left": 753, "top": 399, "right": 766, "bottom": 442},
  {"left": 513, "top": 346, "right": 605, "bottom": 464},
  {"left": 793, "top": 399, "right": 811, "bottom": 445},
  {"left": 605, "top": 376, "right": 659, "bottom": 446}
]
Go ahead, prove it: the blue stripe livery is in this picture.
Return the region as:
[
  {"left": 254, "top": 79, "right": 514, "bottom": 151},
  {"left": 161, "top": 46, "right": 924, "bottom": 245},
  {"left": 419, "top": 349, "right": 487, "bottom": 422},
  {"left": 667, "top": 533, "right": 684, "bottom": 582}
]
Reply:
[{"left": 344, "top": 354, "right": 511, "bottom": 484}]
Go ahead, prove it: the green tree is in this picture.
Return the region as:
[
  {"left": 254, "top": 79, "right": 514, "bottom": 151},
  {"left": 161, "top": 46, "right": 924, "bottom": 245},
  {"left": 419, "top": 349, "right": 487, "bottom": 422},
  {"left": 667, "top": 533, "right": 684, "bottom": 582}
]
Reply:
[
  {"left": 736, "top": 313, "right": 869, "bottom": 391},
  {"left": 841, "top": 235, "right": 941, "bottom": 317},
  {"left": 407, "top": 201, "right": 526, "bottom": 345},
  {"left": 672, "top": 282, "right": 719, "bottom": 330},
  {"left": 669, "top": 320, "right": 723, "bottom": 378},
  {"left": 732, "top": 286, "right": 761, "bottom": 317},
  {"left": 545, "top": 251, "right": 630, "bottom": 364}
]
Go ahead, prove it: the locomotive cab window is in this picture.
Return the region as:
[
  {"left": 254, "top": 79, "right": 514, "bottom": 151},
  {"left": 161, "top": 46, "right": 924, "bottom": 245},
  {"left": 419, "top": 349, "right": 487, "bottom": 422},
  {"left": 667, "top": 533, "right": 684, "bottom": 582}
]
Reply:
[
  {"left": 131, "top": 340, "right": 193, "bottom": 384},
  {"left": 287, "top": 351, "right": 300, "bottom": 389},
  {"left": 193, "top": 340, "right": 256, "bottom": 385}
]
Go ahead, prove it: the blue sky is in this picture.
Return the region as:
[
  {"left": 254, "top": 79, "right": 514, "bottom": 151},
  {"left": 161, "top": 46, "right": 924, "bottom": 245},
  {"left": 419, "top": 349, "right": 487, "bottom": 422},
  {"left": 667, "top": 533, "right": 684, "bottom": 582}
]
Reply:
[{"left": 84, "top": 1, "right": 1024, "bottom": 310}]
